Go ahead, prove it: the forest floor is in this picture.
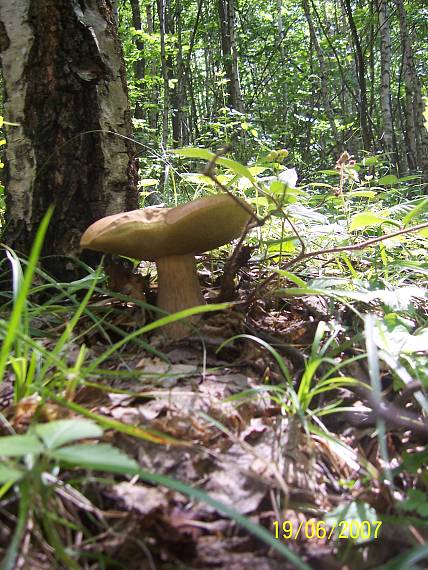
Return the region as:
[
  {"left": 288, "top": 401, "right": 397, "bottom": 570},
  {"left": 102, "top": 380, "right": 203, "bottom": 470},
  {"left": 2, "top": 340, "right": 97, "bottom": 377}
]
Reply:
[{"left": 2, "top": 264, "right": 423, "bottom": 570}]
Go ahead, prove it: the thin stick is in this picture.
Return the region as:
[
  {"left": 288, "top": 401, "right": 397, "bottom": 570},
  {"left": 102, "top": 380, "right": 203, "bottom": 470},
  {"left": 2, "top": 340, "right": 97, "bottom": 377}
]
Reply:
[
  {"left": 249, "top": 220, "right": 428, "bottom": 304},
  {"left": 286, "top": 220, "right": 428, "bottom": 268}
]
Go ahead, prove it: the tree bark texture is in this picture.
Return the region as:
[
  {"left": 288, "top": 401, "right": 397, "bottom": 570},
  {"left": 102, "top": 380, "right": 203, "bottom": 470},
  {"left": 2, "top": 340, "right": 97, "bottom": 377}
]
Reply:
[
  {"left": 0, "top": 0, "right": 138, "bottom": 279},
  {"left": 218, "top": 0, "right": 244, "bottom": 113},
  {"left": 302, "top": 0, "right": 341, "bottom": 154},
  {"left": 342, "top": 0, "right": 373, "bottom": 151},
  {"left": 157, "top": 0, "right": 170, "bottom": 148},
  {"left": 145, "top": 2, "right": 159, "bottom": 131},
  {"left": 170, "top": 0, "right": 187, "bottom": 146},
  {"left": 396, "top": 0, "right": 428, "bottom": 182},
  {"left": 130, "top": 0, "right": 146, "bottom": 119},
  {"left": 378, "top": 0, "right": 395, "bottom": 159}
]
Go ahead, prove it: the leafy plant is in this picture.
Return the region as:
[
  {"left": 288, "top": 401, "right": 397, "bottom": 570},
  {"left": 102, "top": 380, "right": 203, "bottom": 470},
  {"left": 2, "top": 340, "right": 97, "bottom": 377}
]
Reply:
[{"left": 0, "top": 418, "right": 311, "bottom": 570}]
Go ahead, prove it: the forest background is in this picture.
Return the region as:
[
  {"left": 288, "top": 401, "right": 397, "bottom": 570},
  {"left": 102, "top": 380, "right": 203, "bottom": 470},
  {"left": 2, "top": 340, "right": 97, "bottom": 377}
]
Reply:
[{"left": 120, "top": 0, "right": 427, "bottom": 181}]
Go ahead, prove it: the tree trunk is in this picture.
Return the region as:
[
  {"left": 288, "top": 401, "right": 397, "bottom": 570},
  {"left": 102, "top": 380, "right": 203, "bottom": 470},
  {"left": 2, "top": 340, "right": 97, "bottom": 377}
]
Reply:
[
  {"left": 170, "top": 0, "right": 187, "bottom": 146},
  {"left": 302, "top": 0, "right": 341, "bottom": 154},
  {"left": 396, "top": 0, "right": 428, "bottom": 181},
  {"left": 277, "top": 0, "right": 289, "bottom": 122},
  {"left": 217, "top": 0, "right": 244, "bottom": 113},
  {"left": 157, "top": 0, "right": 170, "bottom": 148},
  {"left": 277, "top": 0, "right": 286, "bottom": 62},
  {"left": 378, "top": 0, "right": 395, "bottom": 160},
  {"left": 130, "top": 0, "right": 146, "bottom": 120},
  {"left": 342, "top": 0, "right": 373, "bottom": 151},
  {"left": 145, "top": 2, "right": 158, "bottom": 131},
  {"left": 111, "top": 0, "right": 119, "bottom": 24},
  {"left": 0, "top": 0, "right": 138, "bottom": 280}
]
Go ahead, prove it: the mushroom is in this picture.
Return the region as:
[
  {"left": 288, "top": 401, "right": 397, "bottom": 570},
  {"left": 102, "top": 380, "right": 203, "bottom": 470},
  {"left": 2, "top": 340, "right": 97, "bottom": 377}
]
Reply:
[{"left": 80, "top": 194, "right": 253, "bottom": 339}]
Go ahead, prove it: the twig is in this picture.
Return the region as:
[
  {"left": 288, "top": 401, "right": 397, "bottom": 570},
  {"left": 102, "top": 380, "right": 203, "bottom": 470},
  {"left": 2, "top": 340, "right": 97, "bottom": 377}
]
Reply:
[
  {"left": 202, "top": 147, "right": 263, "bottom": 226},
  {"left": 203, "top": 148, "right": 309, "bottom": 300},
  {"left": 202, "top": 148, "right": 262, "bottom": 301},
  {"left": 289, "top": 220, "right": 428, "bottom": 266},
  {"left": 348, "top": 362, "right": 428, "bottom": 438},
  {"left": 249, "top": 220, "right": 428, "bottom": 304}
]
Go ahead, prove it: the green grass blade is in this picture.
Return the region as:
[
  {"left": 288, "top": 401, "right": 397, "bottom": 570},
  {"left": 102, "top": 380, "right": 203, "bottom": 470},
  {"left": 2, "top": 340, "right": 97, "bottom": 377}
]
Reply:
[
  {"left": 86, "top": 302, "right": 231, "bottom": 373},
  {"left": 0, "top": 207, "right": 54, "bottom": 383},
  {"left": 0, "top": 478, "right": 31, "bottom": 570}
]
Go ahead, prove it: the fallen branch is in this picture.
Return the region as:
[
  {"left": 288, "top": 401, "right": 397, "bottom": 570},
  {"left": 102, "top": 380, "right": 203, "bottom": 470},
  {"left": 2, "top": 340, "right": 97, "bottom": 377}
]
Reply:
[
  {"left": 285, "top": 220, "right": 428, "bottom": 269},
  {"left": 249, "top": 220, "right": 428, "bottom": 304}
]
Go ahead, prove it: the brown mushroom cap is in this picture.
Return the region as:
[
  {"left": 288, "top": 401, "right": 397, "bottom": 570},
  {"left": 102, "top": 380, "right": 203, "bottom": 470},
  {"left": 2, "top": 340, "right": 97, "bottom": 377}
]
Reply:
[{"left": 80, "top": 194, "right": 252, "bottom": 260}]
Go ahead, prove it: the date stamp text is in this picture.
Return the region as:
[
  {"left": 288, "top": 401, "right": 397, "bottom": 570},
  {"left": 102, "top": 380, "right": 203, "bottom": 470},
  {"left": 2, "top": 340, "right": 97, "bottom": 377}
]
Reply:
[{"left": 273, "top": 520, "right": 382, "bottom": 541}]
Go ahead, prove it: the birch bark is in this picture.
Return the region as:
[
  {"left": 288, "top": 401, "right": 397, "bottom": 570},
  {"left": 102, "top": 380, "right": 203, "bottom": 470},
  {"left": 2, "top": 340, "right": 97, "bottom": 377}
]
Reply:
[
  {"left": 302, "top": 0, "right": 341, "bottom": 153},
  {"left": 0, "top": 0, "right": 138, "bottom": 278}
]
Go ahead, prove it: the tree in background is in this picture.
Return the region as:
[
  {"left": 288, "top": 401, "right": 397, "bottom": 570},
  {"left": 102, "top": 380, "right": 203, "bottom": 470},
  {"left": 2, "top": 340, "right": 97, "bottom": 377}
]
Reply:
[
  {"left": 0, "top": 0, "right": 138, "bottom": 279},
  {"left": 218, "top": 0, "right": 244, "bottom": 114},
  {"left": 378, "top": 0, "right": 395, "bottom": 163},
  {"left": 130, "top": 0, "right": 147, "bottom": 120},
  {"left": 120, "top": 0, "right": 427, "bottom": 180},
  {"left": 395, "top": 0, "right": 428, "bottom": 181}
]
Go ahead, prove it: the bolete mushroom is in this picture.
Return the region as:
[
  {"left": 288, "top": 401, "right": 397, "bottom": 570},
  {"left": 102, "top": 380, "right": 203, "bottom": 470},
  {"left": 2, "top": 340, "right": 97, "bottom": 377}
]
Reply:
[{"left": 80, "top": 194, "right": 253, "bottom": 339}]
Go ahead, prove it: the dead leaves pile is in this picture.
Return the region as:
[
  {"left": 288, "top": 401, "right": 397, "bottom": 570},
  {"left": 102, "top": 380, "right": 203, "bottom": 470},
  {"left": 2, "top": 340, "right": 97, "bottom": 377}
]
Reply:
[{"left": 0, "top": 287, "right": 423, "bottom": 569}]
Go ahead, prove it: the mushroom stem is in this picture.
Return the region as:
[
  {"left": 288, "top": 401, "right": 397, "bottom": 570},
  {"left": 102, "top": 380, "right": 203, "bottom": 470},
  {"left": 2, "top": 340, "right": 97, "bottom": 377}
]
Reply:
[{"left": 156, "top": 254, "right": 205, "bottom": 339}]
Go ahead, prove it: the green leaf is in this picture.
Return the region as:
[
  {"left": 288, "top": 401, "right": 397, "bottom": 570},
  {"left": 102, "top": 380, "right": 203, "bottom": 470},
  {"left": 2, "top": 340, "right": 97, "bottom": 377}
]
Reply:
[
  {"left": 50, "top": 443, "right": 139, "bottom": 471},
  {"left": 268, "top": 240, "right": 296, "bottom": 253},
  {"left": 374, "top": 321, "right": 428, "bottom": 355},
  {"left": 217, "top": 157, "right": 256, "bottom": 183},
  {"left": 348, "top": 190, "right": 377, "bottom": 199},
  {"left": 403, "top": 198, "right": 428, "bottom": 226},
  {"left": 139, "top": 178, "right": 158, "bottom": 187},
  {"left": 181, "top": 173, "right": 216, "bottom": 186},
  {"left": 269, "top": 180, "right": 287, "bottom": 194},
  {"left": 399, "top": 490, "right": 428, "bottom": 517},
  {"left": 171, "top": 149, "right": 256, "bottom": 185},
  {"left": 399, "top": 447, "right": 428, "bottom": 473},
  {"left": 261, "top": 236, "right": 296, "bottom": 246},
  {"left": 34, "top": 419, "right": 103, "bottom": 450},
  {"left": 171, "top": 147, "right": 215, "bottom": 161},
  {"left": 377, "top": 174, "right": 399, "bottom": 186},
  {"left": 362, "top": 156, "right": 379, "bottom": 166},
  {"left": 0, "top": 207, "right": 54, "bottom": 381},
  {"left": 1, "top": 478, "right": 30, "bottom": 570},
  {"left": 0, "top": 434, "right": 44, "bottom": 457},
  {"left": 398, "top": 175, "right": 421, "bottom": 182},
  {"left": 0, "top": 464, "right": 24, "bottom": 484},
  {"left": 324, "top": 501, "right": 379, "bottom": 543},
  {"left": 305, "top": 182, "right": 334, "bottom": 189},
  {"left": 275, "top": 269, "right": 307, "bottom": 287},
  {"left": 349, "top": 212, "right": 396, "bottom": 231},
  {"left": 318, "top": 169, "right": 340, "bottom": 176},
  {"left": 248, "top": 196, "right": 269, "bottom": 207},
  {"left": 248, "top": 166, "right": 267, "bottom": 176}
]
